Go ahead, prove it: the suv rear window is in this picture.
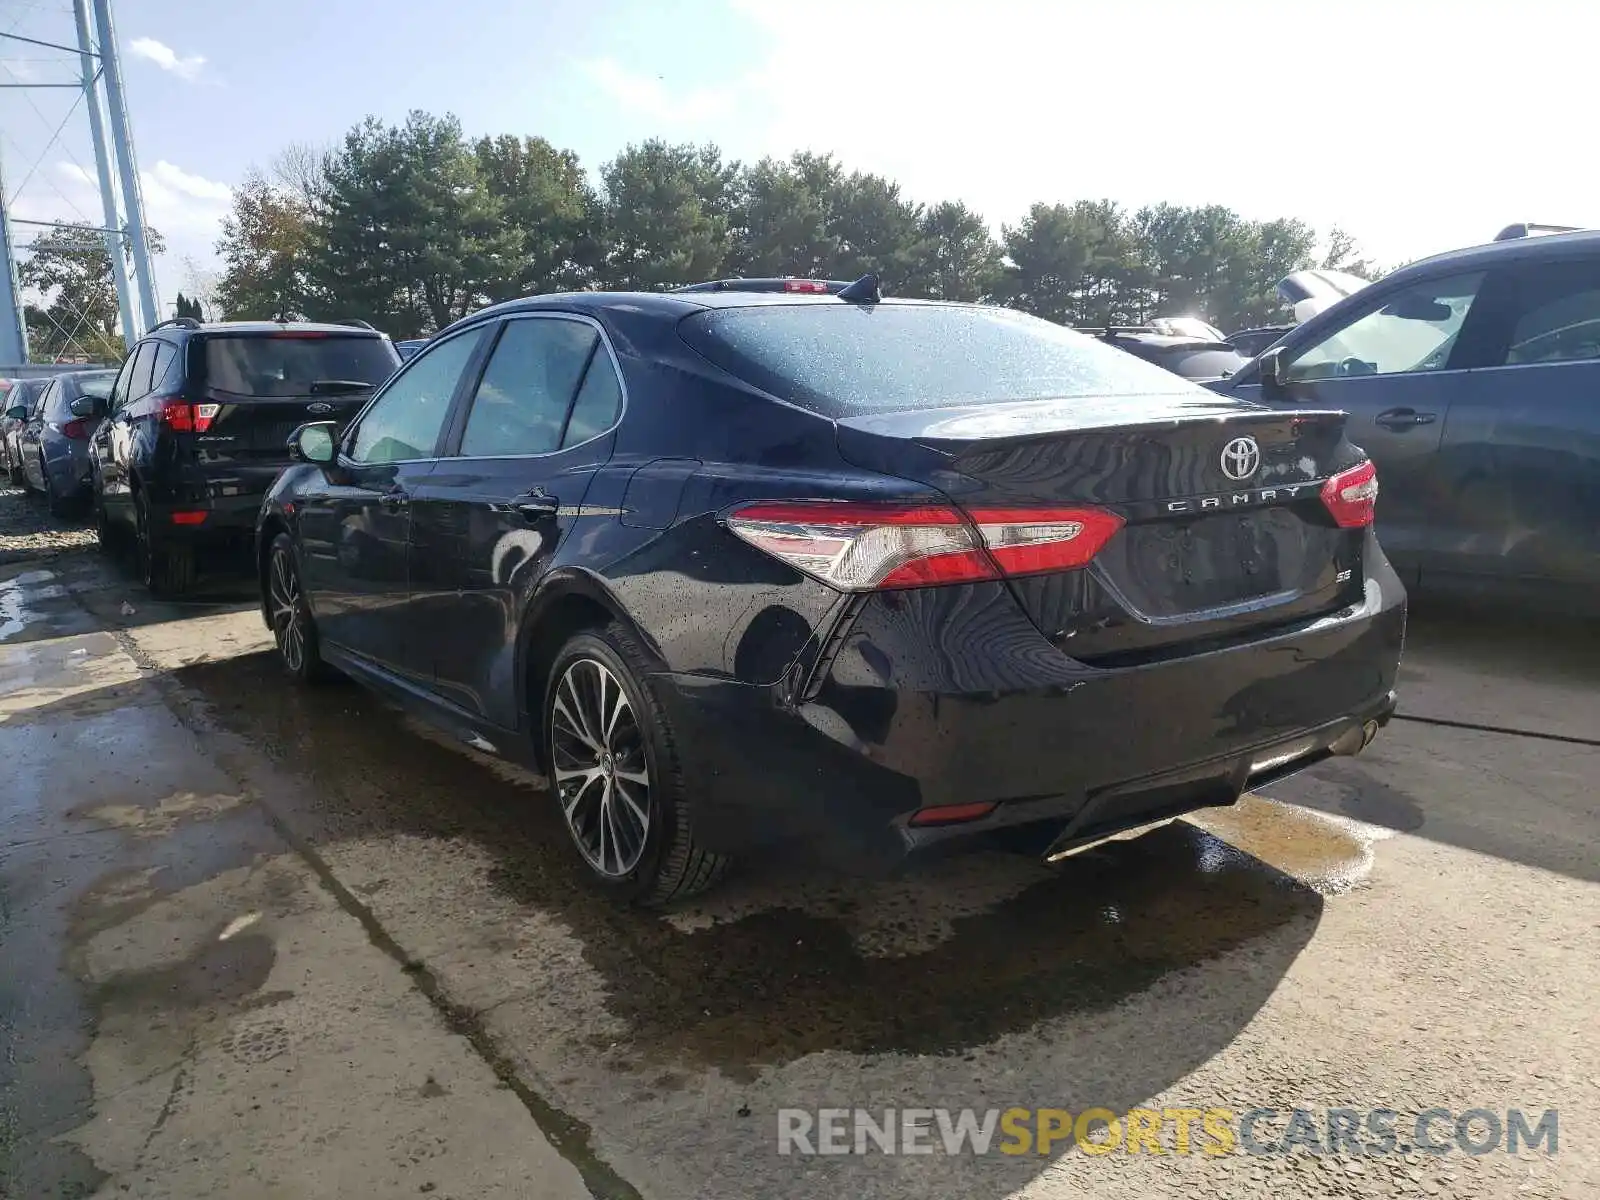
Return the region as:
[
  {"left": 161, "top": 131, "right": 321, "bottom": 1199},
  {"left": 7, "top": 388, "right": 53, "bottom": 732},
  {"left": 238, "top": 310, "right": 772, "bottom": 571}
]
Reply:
[
  {"left": 201, "top": 334, "right": 399, "bottom": 398},
  {"left": 678, "top": 303, "right": 1190, "bottom": 418}
]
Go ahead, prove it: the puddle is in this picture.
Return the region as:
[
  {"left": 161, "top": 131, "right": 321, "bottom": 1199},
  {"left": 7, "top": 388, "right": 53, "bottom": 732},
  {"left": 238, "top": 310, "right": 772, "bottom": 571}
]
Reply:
[{"left": 1188, "top": 793, "right": 1392, "bottom": 895}]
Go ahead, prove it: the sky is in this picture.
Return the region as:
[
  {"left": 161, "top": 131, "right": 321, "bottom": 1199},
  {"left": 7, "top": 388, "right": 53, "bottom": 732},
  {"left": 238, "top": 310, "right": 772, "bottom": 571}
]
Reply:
[{"left": 3, "top": 0, "right": 1598, "bottom": 319}]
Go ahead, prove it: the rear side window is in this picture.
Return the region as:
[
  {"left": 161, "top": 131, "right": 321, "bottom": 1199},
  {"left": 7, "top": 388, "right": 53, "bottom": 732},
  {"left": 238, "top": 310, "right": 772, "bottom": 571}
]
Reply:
[
  {"left": 1504, "top": 264, "right": 1600, "bottom": 365},
  {"left": 678, "top": 304, "right": 1191, "bottom": 418},
  {"left": 459, "top": 319, "right": 599, "bottom": 457},
  {"left": 201, "top": 334, "right": 398, "bottom": 398},
  {"left": 562, "top": 353, "right": 623, "bottom": 448}
]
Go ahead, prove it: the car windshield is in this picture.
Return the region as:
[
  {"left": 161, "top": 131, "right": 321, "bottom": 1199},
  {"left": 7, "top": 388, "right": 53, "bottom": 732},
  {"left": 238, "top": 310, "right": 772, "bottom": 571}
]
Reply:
[
  {"left": 201, "top": 334, "right": 398, "bottom": 398},
  {"left": 679, "top": 303, "right": 1192, "bottom": 418}
]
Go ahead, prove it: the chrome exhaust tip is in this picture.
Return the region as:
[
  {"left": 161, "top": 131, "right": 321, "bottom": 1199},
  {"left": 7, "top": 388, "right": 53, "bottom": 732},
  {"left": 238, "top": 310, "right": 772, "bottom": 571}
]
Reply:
[
  {"left": 1330, "top": 719, "right": 1382, "bottom": 758},
  {"left": 1328, "top": 726, "right": 1366, "bottom": 757}
]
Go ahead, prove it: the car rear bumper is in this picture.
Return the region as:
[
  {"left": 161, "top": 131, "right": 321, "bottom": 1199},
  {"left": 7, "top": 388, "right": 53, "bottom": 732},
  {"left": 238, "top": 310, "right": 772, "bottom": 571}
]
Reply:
[
  {"left": 652, "top": 568, "right": 1406, "bottom": 870},
  {"left": 144, "top": 464, "right": 283, "bottom": 541}
]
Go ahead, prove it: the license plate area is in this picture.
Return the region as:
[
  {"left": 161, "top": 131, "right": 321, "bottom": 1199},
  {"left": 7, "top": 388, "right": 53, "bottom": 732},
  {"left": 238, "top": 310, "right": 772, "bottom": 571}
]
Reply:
[{"left": 1099, "top": 508, "right": 1316, "bottom": 615}]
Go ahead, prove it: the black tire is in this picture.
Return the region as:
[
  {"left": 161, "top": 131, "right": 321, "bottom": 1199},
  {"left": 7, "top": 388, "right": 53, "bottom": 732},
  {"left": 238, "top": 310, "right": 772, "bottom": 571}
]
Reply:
[
  {"left": 43, "top": 471, "right": 74, "bottom": 519},
  {"left": 134, "top": 490, "right": 195, "bottom": 597},
  {"left": 543, "top": 622, "right": 730, "bottom": 906},
  {"left": 92, "top": 487, "right": 121, "bottom": 556},
  {"left": 266, "top": 532, "right": 332, "bottom": 683}
]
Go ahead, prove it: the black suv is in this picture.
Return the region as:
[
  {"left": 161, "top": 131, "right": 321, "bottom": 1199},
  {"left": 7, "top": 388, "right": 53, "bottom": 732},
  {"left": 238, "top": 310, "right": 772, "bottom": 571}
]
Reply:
[{"left": 90, "top": 318, "right": 400, "bottom": 593}]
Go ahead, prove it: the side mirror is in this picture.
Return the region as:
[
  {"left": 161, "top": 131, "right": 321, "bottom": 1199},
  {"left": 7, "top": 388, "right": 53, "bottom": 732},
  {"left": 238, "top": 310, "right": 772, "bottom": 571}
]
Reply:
[
  {"left": 69, "top": 395, "right": 106, "bottom": 419},
  {"left": 1258, "top": 347, "right": 1288, "bottom": 396},
  {"left": 3, "top": 405, "right": 26, "bottom": 422},
  {"left": 288, "top": 421, "right": 338, "bottom": 465}
]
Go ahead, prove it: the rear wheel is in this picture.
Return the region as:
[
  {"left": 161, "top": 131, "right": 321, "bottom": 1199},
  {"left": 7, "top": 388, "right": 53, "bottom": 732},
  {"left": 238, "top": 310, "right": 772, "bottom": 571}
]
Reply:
[
  {"left": 93, "top": 487, "right": 120, "bottom": 556},
  {"left": 267, "top": 533, "right": 331, "bottom": 683},
  {"left": 43, "top": 469, "right": 74, "bottom": 518},
  {"left": 135, "top": 491, "right": 195, "bottom": 597},
  {"left": 544, "top": 624, "right": 730, "bottom": 906}
]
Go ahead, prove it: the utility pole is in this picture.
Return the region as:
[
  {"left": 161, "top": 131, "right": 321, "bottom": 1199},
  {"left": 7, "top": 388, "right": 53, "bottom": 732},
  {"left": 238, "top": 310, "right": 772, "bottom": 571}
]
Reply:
[
  {"left": 90, "top": 0, "right": 157, "bottom": 335},
  {"left": 74, "top": 0, "right": 135, "bottom": 352},
  {"left": 0, "top": 153, "right": 28, "bottom": 365}
]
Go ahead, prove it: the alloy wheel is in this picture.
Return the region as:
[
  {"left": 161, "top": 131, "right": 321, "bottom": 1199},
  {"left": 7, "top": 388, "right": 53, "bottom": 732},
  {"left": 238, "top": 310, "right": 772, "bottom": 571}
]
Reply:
[
  {"left": 269, "top": 548, "right": 306, "bottom": 673},
  {"left": 549, "top": 657, "right": 651, "bottom": 878}
]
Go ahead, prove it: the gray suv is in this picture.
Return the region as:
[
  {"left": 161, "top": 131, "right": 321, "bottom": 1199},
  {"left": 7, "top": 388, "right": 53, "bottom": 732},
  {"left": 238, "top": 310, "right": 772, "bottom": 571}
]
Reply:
[{"left": 1212, "top": 229, "right": 1600, "bottom": 614}]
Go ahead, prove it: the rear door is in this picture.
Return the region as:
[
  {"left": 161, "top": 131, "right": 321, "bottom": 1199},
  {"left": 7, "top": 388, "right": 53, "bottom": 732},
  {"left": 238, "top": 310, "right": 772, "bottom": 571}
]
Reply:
[
  {"left": 1228, "top": 268, "right": 1489, "bottom": 583},
  {"left": 411, "top": 313, "right": 624, "bottom": 727},
  {"left": 295, "top": 326, "right": 489, "bottom": 681},
  {"left": 98, "top": 341, "right": 158, "bottom": 512},
  {"left": 1426, "top": 253, "right": 1600, "bottom": 598}
]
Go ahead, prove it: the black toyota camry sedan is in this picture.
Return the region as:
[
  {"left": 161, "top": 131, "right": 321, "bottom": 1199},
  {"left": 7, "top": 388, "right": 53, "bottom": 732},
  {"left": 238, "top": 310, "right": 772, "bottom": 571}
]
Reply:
[{"left": 257, "top": 277, "right": 1406, "bottom": 905}]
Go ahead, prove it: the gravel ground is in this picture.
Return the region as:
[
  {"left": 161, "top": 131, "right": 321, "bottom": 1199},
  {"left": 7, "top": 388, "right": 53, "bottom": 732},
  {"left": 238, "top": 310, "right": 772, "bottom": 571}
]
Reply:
[{"left": 0, "top": 480, "right": 97, "bottom": 565}]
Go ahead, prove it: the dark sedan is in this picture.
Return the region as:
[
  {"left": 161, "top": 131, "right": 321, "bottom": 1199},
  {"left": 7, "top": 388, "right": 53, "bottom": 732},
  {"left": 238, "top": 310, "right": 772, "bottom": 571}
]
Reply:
[
  {"left": 15, "top": 369, "right": 119, "bottom": 513},
  {"left": 257, "top": 281, "right": 1405, "bottom": 904}
]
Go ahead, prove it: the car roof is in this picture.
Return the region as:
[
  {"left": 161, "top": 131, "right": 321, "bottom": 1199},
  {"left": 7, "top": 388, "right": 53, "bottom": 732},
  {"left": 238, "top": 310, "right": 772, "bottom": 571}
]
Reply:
[
  {"left": 1388, "top": 228, "right": 1600, "bottom": 282},
  {"left": 439, "top": 291, "right": 963, "bottom": 335}
]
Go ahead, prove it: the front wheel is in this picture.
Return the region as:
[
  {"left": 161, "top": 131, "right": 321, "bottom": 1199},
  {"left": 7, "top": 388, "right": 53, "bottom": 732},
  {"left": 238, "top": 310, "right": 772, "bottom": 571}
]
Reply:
[
  {"left": 267, "top": 533, "right": 331, "bottom": 683},
  {"left": 544, "top": 624, "right": 730, "bottom": 906}
]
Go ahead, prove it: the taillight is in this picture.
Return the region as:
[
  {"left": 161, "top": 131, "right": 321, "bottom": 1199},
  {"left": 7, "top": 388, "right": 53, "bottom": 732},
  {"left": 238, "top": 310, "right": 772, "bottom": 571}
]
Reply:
[
  {"left": 61, "top": 418, "right": 93, "bottom": 439},
  {"left": 1320, "top": 460, "right": 1379, "bottom": 528},
  {"left": 782, "top": 279, "right": 829, "bottom": 293},
  {"left": 724, "top": 501, "right": 1124, "bottom": 591},
  {"left": 157, "top": 397, "right": 220, "bottom": 433}
]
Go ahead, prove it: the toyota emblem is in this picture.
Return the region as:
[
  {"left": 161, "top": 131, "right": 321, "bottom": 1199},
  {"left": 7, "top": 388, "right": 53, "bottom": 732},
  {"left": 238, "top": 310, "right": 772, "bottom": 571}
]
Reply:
[
  {"left": 306, "top": 401, "right": 334, "bottom": 415},
  {"left": 1220, "top": 436, "right": 1261, "bottom": 481}
]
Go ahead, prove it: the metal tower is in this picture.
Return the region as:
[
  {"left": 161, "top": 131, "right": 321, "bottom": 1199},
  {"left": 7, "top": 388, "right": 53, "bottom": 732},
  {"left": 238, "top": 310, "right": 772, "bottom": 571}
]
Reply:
[{"left": 0, "top": 0, "right": 158, "bottom": 365}]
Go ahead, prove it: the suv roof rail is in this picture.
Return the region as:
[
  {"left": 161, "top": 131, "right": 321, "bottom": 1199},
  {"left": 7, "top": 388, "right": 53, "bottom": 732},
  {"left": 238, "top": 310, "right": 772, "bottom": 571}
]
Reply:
[
  {"left": 149, "top": 317, "right": 201, "bottom": 332},
  {"left": 1494, "top": 222, "right": 1584, "bottom": 242},
  {"left": 332, "top": 318, "right": 378, "bottom": 331}
]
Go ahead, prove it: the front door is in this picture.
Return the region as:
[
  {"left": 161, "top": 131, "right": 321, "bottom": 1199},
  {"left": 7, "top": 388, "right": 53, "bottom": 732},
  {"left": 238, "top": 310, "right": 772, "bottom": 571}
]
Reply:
[
  {"left": 1230, "top": 268, "right": 1489, "bottom": 583},
  {"left": 411, "top": 314, "right": 625, "bottom": 728},
  {"left": 297, "top": 325, "right": 490, "bottom": 680}
]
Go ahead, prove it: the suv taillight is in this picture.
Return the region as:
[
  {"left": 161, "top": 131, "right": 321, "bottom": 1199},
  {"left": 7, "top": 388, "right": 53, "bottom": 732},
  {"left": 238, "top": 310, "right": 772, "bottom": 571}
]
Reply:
[
  {"left": 157, "top": 396, "right": 220, "bottom": 434},
  {"left": 1320, "top": 460, "right": 1379, "bottom": 528},
  {"left": 724, "top": 501, "right": 1125, "bottom": 591}
]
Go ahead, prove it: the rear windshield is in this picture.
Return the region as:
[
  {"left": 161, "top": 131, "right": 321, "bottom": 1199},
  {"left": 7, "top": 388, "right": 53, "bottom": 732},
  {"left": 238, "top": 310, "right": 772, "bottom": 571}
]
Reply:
[
  {"left": 1151, "top": 346, "right": 1249, "bottom": 381},
  {"left": 74, "top": 372, "right": 118, "bottom": 399},
  {"left": 678, "top": 303, "right": 1192, "bottom": 417},
  {"left": 201, "top": 334, "right": 398, "bottom": 398}
]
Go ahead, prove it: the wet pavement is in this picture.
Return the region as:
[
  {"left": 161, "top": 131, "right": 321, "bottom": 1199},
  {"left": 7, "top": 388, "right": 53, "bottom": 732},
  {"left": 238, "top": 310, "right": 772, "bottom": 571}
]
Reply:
[{"left": 2, "top": 551, "right": 1598, "bottom": 1199}]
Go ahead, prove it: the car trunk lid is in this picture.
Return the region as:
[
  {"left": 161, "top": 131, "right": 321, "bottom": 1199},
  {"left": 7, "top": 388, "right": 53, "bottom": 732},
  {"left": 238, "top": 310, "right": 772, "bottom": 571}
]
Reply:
[{"left": 835, "top": 395, "right": 1367, "bottom": 662}]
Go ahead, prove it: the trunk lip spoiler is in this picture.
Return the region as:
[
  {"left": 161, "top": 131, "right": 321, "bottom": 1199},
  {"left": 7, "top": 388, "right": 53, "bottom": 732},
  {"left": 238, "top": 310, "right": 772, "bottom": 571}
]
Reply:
[{"left": 837, "top": 404, "right": 1351, "bottom": 451}]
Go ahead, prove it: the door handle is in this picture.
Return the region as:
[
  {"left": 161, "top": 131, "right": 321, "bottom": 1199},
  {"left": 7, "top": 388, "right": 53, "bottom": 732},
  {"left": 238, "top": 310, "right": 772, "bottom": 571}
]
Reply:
[
  {"left": 512, "top": 492, "right": 560, "bottom": 521},
  {"left": 378, "top": 488, "right": 409, "bottom": 510},
  {"left": 1374, "top": 408, "right": 1437, "bottom": 430}
]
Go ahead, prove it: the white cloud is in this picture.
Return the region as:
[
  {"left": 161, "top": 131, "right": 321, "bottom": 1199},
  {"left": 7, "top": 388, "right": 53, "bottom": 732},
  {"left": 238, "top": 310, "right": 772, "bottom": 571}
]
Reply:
[
  {"left": 582, "top": 58, "right": 738, "bottom": 126},
  {"left": 149, "top": 160, "right": 232, "bottom": 203},
  {"left": 128, "top": 36, "right": 206, "bottom": 80},
  {"left": 19, "top": 159, "right": 232, "bottom": 307}
]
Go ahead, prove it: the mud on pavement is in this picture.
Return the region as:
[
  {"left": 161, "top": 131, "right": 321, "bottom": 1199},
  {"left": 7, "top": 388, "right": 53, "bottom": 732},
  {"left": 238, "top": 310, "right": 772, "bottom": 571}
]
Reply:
[{"left": 5, "top": 551, "right": 1599, "bottom": 1200}]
